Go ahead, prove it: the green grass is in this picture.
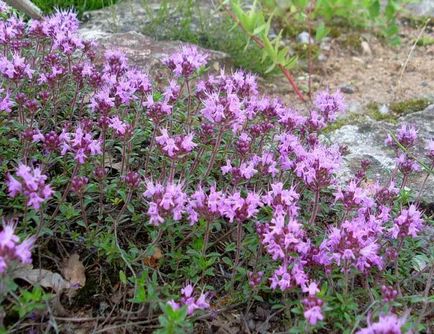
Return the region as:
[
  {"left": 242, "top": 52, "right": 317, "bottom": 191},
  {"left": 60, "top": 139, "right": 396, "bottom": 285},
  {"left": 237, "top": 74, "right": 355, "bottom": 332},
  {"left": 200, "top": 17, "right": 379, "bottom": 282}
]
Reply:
[
  {"left": 33, "top": 0, "right": 117, "bottom": 16},
  {"left": 141, "top": 0, "right": 275, "bottom": 75}
]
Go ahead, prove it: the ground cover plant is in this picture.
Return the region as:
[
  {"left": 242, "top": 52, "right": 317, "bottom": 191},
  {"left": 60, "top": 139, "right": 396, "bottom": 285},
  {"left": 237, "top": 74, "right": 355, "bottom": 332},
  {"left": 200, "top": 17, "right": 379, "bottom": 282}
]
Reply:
[{"left": 0, "top": 2, "right": 433, "bottom": 333}]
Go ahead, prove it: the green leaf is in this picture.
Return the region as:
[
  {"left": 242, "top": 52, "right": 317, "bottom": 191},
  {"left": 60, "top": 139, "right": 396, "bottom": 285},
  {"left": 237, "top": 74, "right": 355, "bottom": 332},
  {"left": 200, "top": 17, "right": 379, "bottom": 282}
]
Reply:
[
  {"left": 368, "top": 0, "right": 380, "bottom": 18},
  {"left": 119, "top": 270, "right": 127, "bottom": 284},
  {"left": 412, "top": 254, "right": 429, "bottom": 272},
  {"left": 315, "top": 22, "right": 330, "bottom": 41}
]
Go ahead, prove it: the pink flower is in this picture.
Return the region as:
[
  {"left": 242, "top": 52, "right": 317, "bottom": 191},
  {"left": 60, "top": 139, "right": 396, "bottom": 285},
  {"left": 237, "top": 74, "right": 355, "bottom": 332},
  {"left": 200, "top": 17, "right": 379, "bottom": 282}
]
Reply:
[
  {"left": 315, "top": 212, "right": 385, "bottom": 273},
  {"left": 143, "top": 181, "right": 187, "bottom": 225},
  {"left": 6, "top": 164, "right": 53, "bottom": 210},
  {"left": 390, "top": 204, "right": 424, "bottom": 238},
  {"left": 0, "top": 88, "right": 13, "bottom": 112},
  {"left": 0, "top": 53, "right": 33, "bottom": 80},
  {"left": 163, "top": 46, "right": 208, "bottom": 78},
  {"left": 0, "top": 220, "right": 35, "bottom": 273},
  {"left": 304, "top": 306, "right": 324, "bottom": 325},
  {"left": 270, "top": 265, "right": 292, "bottom": 291},
  {"left": 357, "top": 313, "right": 407, "bottom": 334},
  {"left": 386, "top": 124, "right": 418, "bottom": 149},
  {"left": 169, "top": 283, "right": 210, "bottom": 315},
  {"left": 186, "top": 186, "right": 224, "bottom": 225},
  {"left": 314, "top": 90, "right": 345, "bottom": 123},
  {"left": 221, "top": 191, "right": 262, "bottom": 223},
  {"left": 109, "top": 116, "right": 132, "bottom": 137},
  {"left": 60, "top": 126, "right": 102, "bottom": 164},
  {"left": 156, "top": 129, "right": 196, "bottom": 158},
  {"left": 144, "top": 95, "right": 172, "bottom": 123},
  {"left": 90, "top": 89, "right": 114, "bottom": 113}
]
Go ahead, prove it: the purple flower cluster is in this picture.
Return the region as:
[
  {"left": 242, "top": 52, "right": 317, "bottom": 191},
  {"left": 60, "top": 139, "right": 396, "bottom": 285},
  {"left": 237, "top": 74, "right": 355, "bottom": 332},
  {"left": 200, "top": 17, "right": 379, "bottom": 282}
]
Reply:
[
  {"left": 143, "top": 181, "right": 188, "bottom": 226},
  {"left": 0, "top": 6, "right": 431, "bottom": 329},
  {"left": 6, "top": 164, "right": 53, "bottom": 210},
  {"left": 0, "top": 220, "right": 35, "bottom": 273},
  {"left": 156, "top": 129, "right": 197, "bottom": 158},
  {"left": 357, "top": 313, "right": 407, "bottom": 334},
  {"left": 167, "top": 284, "right": 210, "bottom": 315},
  {"left": 163, "top": 46, "right": 208, "bottom": 78},
  {"left": 390, "top": 204, "right": 424, "bottom": 239}
]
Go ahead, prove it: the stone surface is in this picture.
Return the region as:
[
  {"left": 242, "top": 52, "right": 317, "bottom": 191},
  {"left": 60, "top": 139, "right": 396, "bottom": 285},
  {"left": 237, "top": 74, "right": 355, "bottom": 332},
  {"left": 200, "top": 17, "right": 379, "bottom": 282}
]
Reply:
[
  {"left": 80, "top": 0, "right": 214, "bottom": 37},
  {"left": 78, "top": 0, "right": 231, "bottom": 77},
  {"left": 406, "top": 0, "right": 434, "bottom": 17},
  {"left": 325, "top": 104, "right": 434, "bottom": 204},
  {"left": 80, "top": 31, "right": 231, "bottom": 77}
]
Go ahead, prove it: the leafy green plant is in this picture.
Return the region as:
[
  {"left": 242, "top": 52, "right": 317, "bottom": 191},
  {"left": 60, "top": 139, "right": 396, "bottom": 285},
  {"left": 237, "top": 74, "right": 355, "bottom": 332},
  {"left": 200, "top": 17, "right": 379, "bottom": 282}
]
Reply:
[
  {"left": 260, "top": 0, "right": 407, "bottom": 45},
  {"left": 33, "top": 0, "right": 117, "bottom": 16},
  {"left": 141, "top": 0, "right": 275, "bottom": 75}
]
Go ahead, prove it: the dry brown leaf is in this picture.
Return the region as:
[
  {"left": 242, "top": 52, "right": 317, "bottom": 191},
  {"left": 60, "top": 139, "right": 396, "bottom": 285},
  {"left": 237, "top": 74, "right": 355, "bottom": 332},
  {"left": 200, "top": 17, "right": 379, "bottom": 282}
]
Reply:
[
  {"left": 62, "top": 253, "right": 86, "bottom": 288},
  {"left": 13, "top": 266, "right": 70, "bottom": 293},
  {"left": 143, "top": 246, "right": 163, "bottom": 268}
]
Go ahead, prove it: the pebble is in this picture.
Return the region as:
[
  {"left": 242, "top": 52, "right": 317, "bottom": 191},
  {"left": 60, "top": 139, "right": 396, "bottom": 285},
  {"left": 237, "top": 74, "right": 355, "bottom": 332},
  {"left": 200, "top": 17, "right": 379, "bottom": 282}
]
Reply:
[
  {"left": 340, "top": 84, "right": 356, "bottom": 94},
  {"left": 318, "top": 53, "right": 328, "bottom": 62},
  {"left": 379, "top": 104, "right": 390, "bottom": 115},
  {"left": 361, "top": 41, "right": 372, "bottom": 56},
  {"left": 297, "top": 31, "right": 314, "bottom": 44}
]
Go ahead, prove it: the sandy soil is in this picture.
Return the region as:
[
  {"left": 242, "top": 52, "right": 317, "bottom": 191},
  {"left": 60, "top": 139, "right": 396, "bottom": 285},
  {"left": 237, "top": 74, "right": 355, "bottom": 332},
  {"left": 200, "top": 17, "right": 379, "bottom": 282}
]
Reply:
[{"left": 262, "top": 18, "right": 434, "bottom": 112}]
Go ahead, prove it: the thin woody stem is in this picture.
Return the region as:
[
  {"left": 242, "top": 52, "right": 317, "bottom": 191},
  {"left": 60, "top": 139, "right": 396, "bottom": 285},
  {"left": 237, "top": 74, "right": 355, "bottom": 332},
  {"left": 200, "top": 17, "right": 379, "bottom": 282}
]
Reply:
[{"left": 223, "top": 5, "right": 307, "bottom": 102}]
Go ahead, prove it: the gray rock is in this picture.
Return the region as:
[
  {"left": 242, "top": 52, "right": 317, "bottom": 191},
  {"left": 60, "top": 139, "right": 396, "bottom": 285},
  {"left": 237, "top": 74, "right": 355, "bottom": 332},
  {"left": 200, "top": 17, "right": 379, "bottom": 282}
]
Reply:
[
  {"left": 340, "top": 84, "right": 356, "bottom": 94},
  {"left": 324, "top": 104, "right": 434, "bottom": 204},
  {"left": 361, "top": 41, "right": 372, "bottom": 56},
  {"left": 80, "top": 0, "right": 216, "bottom": 36},
  {"left": 79, "top": 30, "right": 231, "bottom": 77},
  {"left": 406, "top": 0, "right": 434, "bottom": 17},
  {"left": 78, "top": 0, "right": 231, "bottom": 77}
]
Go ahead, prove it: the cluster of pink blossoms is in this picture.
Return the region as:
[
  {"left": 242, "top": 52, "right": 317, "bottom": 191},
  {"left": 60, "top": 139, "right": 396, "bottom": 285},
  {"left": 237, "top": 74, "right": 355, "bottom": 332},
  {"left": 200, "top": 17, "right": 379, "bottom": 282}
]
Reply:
[
  {"left": 386, "top": 124, "right": 420, "bottom": 175},
  {"left": 143, "top": 181, "right": 188, "bottom": 226},
  {"left": 156, "top": 129, "right": 197, "bottom": 158},
  {"left": 390, "top": 204, "right": 424, "bottom": 239},
  {"left": 186, "top": 186, "right": 224, "bottom": 225},
  {"left": 0, "top": 5, "right": 431, "bottom": 330},
  {"left": 163, "top": 46, "right": 208, "bottom": 78},
  {"left": 6, "top": 164, "right": 53, "bottom": 210},
  {"left": 316, "top": 215, "right": 384, "bottom": 273},
  {"left": 0, "top": 220, "right": 34, "bottom": 273},
  {"left": 357, "top": 313, "right": 407, "bottom": 334},
  {"left": 167, "top": 284, "right": 210, "bottom": 315}
]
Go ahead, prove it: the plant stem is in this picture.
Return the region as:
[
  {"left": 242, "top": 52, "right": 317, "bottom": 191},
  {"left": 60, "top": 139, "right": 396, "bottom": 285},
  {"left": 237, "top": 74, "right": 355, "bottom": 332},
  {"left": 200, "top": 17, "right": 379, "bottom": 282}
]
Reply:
[
  {"left": 223, "top": 6, "right": 306, "bottom": 102},
  {"left": 415, "top": 169, "right": 432, "bottom": 203},
  {"left": 394, "top": 239, "right": 404, "bottom": 297},
  {"left": 202, "top": 219, "right": 211, "bottom": 257},
  {"left": 203, "top": 126, "right": 224, "bottom": 179},
  {"left": 49, "top": 163, "right": 79, "bottom": 224},
  {"left": 308, "top": 189, "right": 320, "bottom": 225},
  {"left": 233, "top": 220, "right": 243, "bottom": 279},
  {"left": 79, "top": 194, "right": 90, "bottom": 232}
]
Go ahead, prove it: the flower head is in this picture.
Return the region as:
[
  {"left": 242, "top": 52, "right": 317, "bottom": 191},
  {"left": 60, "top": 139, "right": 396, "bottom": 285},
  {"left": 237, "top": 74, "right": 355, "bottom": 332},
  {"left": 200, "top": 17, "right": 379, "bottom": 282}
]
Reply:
[
  {"left": 163, "top": 46, "right": 208, "bottom": 78},
  {"left": 0, "top": 219, "right": 35, "bottom": 273},
  {"left": 6, "top": 164, "right": 53, "bottom": 210}
]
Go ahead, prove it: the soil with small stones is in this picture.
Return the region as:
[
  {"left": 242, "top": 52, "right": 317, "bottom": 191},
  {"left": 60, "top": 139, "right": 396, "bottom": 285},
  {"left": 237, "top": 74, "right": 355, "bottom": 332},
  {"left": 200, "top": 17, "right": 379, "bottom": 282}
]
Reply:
[{"left": 263, "top": 18, "right": 434, "bottom": 111}]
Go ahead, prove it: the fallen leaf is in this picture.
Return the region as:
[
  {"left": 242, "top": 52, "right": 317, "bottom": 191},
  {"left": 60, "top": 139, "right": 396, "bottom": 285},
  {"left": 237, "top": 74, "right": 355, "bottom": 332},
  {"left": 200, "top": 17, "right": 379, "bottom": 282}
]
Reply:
[
  {"left": 143, "top": 246, "right": 163, "bottom": 268},
  {"left": 13, "top": 266, "right": 70, "bottom": 293},
  {"left": 62, "top": 253, "right": 86, "bottom": 288}
]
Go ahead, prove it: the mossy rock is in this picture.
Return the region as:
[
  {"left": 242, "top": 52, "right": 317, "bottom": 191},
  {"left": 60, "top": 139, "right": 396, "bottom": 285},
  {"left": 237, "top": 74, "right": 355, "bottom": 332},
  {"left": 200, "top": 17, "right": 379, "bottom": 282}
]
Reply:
[
  {"left": 389, "top": 98, "right": 432, "bottom": 115},
  {"left": 324, "top": 98, "right": 432, "bottom": 133}
]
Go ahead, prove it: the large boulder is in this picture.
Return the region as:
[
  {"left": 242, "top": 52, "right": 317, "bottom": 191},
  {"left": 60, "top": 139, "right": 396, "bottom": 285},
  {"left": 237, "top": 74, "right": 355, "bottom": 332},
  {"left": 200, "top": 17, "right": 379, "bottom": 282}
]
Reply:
[
  {"left": 325, "top": 105, "right": 434, "bottom": 204},
  {"left": 79, "top": 1, "right": 230, "bottom": 77}
]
